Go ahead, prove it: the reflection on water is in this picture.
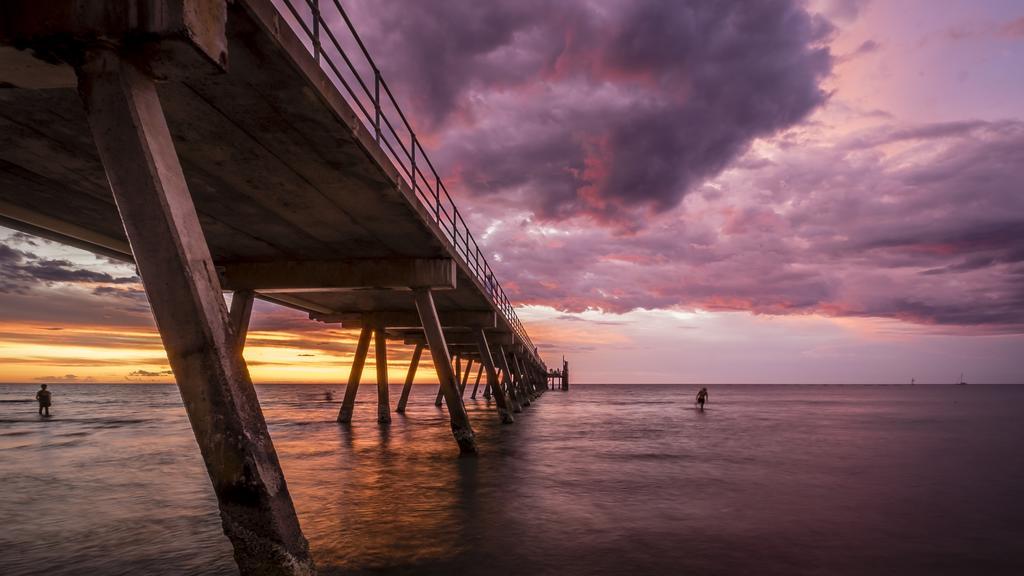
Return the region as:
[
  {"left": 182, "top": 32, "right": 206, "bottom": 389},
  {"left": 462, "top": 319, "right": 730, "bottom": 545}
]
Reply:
[{"left": 2, "top": 384, "right": 1024, "bottom": 575}]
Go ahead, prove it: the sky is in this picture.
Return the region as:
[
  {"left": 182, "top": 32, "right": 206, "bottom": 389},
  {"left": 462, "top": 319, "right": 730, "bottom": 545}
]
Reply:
[{"left": 1, "top": 0, "right": 1023, "bottom": 384}]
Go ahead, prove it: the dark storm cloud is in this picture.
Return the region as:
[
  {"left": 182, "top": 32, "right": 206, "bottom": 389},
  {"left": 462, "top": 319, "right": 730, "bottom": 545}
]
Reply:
[
  {"left": 18, "top": 259, "right": 138, "bottom": 284},
  {"left": 0, "top": 241, "right": 138, "bottom": 293},
  {"left": 344, "top": 0, "right": 833, "bottom": 226},
  {"left": 478, "top": 120, "right": 1024, "bottom": 331}
]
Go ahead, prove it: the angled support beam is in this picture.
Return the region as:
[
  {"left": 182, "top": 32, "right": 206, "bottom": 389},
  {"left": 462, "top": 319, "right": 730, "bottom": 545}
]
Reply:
[
  {"left": 228, "top": 290, "right": 254, "bottom": 354},
  {"left": 77, "top": 49, "right": 313, "bottom": 575},
  {"left": 375, "top": 327, "right": 391, "bottom": 424},
  {"left": 459, "top": 358, "right": 474, "bottom": 397},
  {"left": 482, "top": 367, "right": 494, "bottom": 399},
  {"left": 413, "top": 289, "right": 476, "bottom": 454},
  {"left": 470, "top": 363, "right": 484, "bottom": 399},
  {"left": 396, "top": 343, "right": 423, "bottom": 414},
  {"left": 338, "top": 325, "right": 372, "bottom": 423},
  {"left": 512, "top": 352, "right": 531, "bottom": 407},
  {"left": 220, "top": 258, "right": 456, "bottom": 292},
  {"left": 436, "top": 353, "right": 462, "bottom": 407},
  {"left": 496, "top": 346, "right": 522, "bottom": 413},
  {"left": 475, "top": 329, "right": 514, "bottom": 423}
]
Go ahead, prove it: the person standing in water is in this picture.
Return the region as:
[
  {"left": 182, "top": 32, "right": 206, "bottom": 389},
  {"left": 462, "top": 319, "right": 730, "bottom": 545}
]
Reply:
[
  {"left": 36, "top": 384, "right": 52, "bottom": 417},
  {"left": 695, "top": 387, "right": 709, "bottom": 411}
]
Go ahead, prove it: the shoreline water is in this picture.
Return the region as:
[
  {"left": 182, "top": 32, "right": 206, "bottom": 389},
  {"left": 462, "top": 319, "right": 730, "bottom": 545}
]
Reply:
[{"left": 3, "top": 383, "right": 1023, "bottom": 575}]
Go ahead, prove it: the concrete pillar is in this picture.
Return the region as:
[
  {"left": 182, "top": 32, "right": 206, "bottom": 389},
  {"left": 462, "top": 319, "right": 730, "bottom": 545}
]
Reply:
[
  {"left": 396, "top": 343, "right": 423, "bottom": 413},
  {"left": 459, "top": 358, "right": 474, "bottom": 397},
  {"left": 78, "top": 49, "right": 314, "bottom": 575},
  {"left": 512, "top": 354, "right": 531, "bottom": 407},
  {"left": 496, "top": 346, "right": 522, "bottom": 413},
  {"left": 375, "top": 327, "right": 391, "bottom": 424},
  {"left": 338, "top": 325, "right": 372, "bottom": 423},
  {"left": 470, "top": 363, "right": 483, "bottom": 399},
  {"left": 228, "top": 289, "right": 254, "bottom": 354},
  {"left": 474, "top": 329, "right": 514, "bottom": 424},
  {"left": 412, "top": 289, "right": 476, "bottom": 454},
  {"left": 482, "top": 368, "right": 493, "bottom": 399},
  {"left": 434, "top": 353, "right": 458, "bottom": 407}
]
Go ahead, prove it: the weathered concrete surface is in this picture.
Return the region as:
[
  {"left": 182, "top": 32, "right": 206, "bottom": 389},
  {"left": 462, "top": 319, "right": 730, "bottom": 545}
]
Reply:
[
  {"left": 395, "top": 343, "right": 423, "bottom": 414},
  {"left": 78, "top": 48, "right": 313, "bottom": 575},
  {"left": 413, "top": 289, "right": 476, "bottom": 454},
  {"left": 228, "top": 289, "right": 255, "bottom": 353},
  {"left": 311, "top": 311, "right": 495, "bottom": 330},
  {"left": 475, "top": 330, "right": 514, "bottom": 424},
  {"left": 0, "top": 0, "right": 228, "bottom": 80},
  {"left": 375, "top": 328, "right": 391, "bottom": 424},
  {"left": 219, "top": 258, "right": 456, "bottom": 292},
  {"left": 0, "top": 0, "right": 543, "bottom": 368},
  {"left": 338, "top": 325, "right": 372, "bottom": 424},
  {"left": 495, "top": 346, "right": 522, "bottom": 414}
]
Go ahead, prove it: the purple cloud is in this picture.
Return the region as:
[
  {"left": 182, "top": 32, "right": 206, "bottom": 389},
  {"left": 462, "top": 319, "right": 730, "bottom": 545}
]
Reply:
[
  {"left": 344, "top": 0, "right": 833, "bottom": 227},
  {"left": 476, "top": 120, "right": 1024, "bottom": 331}
]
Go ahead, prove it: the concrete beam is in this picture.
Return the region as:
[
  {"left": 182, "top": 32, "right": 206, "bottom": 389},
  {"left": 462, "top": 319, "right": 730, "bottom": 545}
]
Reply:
[
  {"left": 0, "top": 200, "right": 132, "bottom": 257},
  {"left": 227, "top": 290, "right": 254, "bottom": 353},
  {"left": 475, "top": 330, "right": 514, "bottom": 423},
  {"left": 395, "top": 343, "right": 422, "bottom": 414},
  {"left": 413, "top": 289, "right": 476, "bottom": 454},
  {"left": 375, "top": 328, "right": 391, "bottom": 424},
  {"left": 338, "top": 325, "right": 372, "bottom": 424},
  {"left": 495, "top": 346, "right": 522, "bottom": 413},
  {"left": 311, "top": 310, "right": 495, "bottom": 330},
  {"left": 401, "top": 332, "right": 514, "bottom": 347},
  {"left": 219, "top": 258, "right": 456, "bottom": 292},
  {"left": 0, "top": 0, "right": 228, "bottom": 84},
  {"left": 77, "top": 48, "right": 312, "bottom": 575}
]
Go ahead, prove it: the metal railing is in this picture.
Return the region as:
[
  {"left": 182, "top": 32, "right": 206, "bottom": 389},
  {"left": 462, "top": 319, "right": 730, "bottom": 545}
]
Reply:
[{"left": 272, "top": 0, "right": 537, "bottom": 356}]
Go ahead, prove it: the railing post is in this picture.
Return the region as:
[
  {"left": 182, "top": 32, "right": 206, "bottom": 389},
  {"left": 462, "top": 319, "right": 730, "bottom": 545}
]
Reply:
[
  {"left": 433, "top": 177, "right": 441, "bottom": 222},
  {"left": 311, "top": 0, "right": 320, "bottom": 64},
  {"left": 374, "top": 68, "right": 381, "bottom": 142},
  {"left": 411, "top": 134, "right": 417, "bottom": 191}
]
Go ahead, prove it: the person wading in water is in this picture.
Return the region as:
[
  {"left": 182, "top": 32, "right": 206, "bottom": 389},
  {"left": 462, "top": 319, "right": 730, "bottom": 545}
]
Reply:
[
  {"left": 695, "top": 387, "right": 709, "bottom": 411},
  {"left": 36, "top": 384, "right": 52, "bottom": 417}
]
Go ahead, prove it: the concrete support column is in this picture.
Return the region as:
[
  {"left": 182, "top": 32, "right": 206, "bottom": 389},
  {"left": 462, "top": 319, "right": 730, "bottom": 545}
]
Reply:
[
  {"left": 375, "top": 327, "right": 391, "bottom": 424},
  {"left": 496, "top": 346, "right": 522, "bottom": 413},
  {"left": 396, "top": 343, "right": 423, "bottom": 413},
  {"left": 436, "top": 354, "right": 461, "bottom": 406},
  {"left": 482, "top": 368, "right": 493, "bottom": 399},
  {"left": 228, "top": 289, "right": 254, "bottom": 354},
  {"left": 412, "top": 289, "right": 476, "bottom": 454},
  {"left": 459, "top": 358, "right": 474, "bottom": 397},
  {"left": 474, "top": 329, "right": 514, "bottom": 424},
  {"left": 512, "top": 354, "right": 531, "bottom": 407},
  {"left": 338, "top": 325, "right": 372, "bottom": 423},
  {"left": 470, "top": 363, "right": 484, "bottom": 399},
  {"left": 78, "top": 49, "right": 314, "bottom": 575}
]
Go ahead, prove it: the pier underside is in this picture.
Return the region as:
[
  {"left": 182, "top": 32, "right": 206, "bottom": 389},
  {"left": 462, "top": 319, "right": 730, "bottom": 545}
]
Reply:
[{"left": 1, "top": 1, "right": 555, "bottom": 574}]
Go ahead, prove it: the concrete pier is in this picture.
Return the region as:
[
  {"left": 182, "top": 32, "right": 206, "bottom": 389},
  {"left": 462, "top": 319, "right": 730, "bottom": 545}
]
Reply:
[
  {"left": 78, "top": 43, "right": 313, "bottom": 575},
  {"left": 1, "top": 0, "right": 566, "bottom": 572}
]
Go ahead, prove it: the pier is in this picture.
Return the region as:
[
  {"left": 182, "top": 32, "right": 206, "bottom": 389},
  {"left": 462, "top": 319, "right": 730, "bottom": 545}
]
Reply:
[{"left": 0, "top": 1, "right": 560, "bottom": 573}]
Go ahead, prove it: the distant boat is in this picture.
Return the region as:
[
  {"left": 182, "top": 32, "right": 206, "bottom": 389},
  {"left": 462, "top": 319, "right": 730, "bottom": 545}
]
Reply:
[{"left": 956, "top": 373, "right": 967, "bottom": 385}]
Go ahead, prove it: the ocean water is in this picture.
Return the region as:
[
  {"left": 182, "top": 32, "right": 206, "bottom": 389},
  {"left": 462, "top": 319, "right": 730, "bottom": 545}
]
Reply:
[{"left": 1, "top": 383, "right": 1023, "bottom": 575}]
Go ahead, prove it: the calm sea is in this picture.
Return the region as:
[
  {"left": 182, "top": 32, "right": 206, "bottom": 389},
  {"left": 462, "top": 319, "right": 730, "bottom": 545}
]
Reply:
[{"left": 1, "top": 383, "right": 1022, "bottom": 575}]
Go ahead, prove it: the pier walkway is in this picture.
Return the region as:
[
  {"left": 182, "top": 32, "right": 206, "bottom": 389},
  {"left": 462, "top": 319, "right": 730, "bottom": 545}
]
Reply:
[{"left": 0, "top": 1, "right": 562, "bottom": 573}]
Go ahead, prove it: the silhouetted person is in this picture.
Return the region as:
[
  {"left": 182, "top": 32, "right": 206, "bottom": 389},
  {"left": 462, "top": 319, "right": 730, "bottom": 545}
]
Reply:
[
  {"left": 324, "top": 390, "right": 334, "bottom": 402},
  {"left": 696, "top": 387, "right": 708, "bottom": 411},
  {"left": 36, "top": 384, "right": 52, "bottom": 417}
]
